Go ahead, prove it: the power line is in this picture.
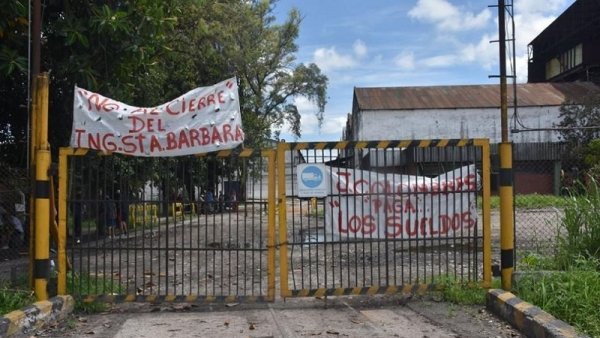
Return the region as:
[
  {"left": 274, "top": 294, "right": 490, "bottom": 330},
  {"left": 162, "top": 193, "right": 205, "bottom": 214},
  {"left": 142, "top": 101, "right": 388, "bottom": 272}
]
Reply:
[{"left": 512, "top": 125, "right": 600, "bottom": 133}]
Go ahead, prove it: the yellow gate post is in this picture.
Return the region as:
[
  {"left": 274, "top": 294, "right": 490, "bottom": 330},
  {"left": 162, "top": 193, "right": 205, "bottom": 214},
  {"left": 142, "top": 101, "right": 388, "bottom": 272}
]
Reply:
[
  {"left": 277, "top": 142, "right": 290, "bottom": 298},
  {"left": 499, "top": 142, "right": 514, "bottom": 291},
  {"left": 478, "top": 140, "right": 492, "bottom": 288},
  {"left": 34, "top": 73, "right": 51, "bottom": 301},
  {"left": 266, "top": 149, "right": 277, "bottom": 301},
  {"left": 57, "top": 148, "right": 69, "bottom": 295},
  {"left": 28, "top": 78, "right": 39, "bottom": 288}
]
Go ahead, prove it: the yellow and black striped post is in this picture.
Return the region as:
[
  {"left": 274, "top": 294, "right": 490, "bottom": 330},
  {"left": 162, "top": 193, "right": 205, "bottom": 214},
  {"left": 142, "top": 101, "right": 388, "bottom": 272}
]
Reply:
[
  {"left": 34, "top": 73, "right": 51, "bottom": 301},
  {"left": 499, "top": 142, "right": 514, "bottom": 291}
]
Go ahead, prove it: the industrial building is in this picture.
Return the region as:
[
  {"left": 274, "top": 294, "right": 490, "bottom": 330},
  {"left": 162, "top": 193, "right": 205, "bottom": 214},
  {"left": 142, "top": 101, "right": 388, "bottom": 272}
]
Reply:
[{"left": 527, "top": 0, "right": 600, "bottom": 84}]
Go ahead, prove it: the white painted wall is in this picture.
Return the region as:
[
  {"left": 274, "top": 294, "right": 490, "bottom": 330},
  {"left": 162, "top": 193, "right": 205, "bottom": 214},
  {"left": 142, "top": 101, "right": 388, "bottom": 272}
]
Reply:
[{"left": 356, "top": 106, "right": 563, "bottom": 143}]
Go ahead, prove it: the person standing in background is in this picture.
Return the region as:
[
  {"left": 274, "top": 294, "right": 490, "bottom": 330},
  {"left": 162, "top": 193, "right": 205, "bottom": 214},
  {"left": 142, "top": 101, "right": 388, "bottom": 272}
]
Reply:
[
  {"left": 102, "top": 194, "right": 117, "bottom": 239},
  {"left": 116, "top": 189, "right": 129, "bottom": 237}
]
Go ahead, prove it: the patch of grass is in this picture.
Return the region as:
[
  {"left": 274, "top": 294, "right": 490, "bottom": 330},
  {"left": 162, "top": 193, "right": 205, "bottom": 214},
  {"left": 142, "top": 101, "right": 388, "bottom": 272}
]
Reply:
[
  {"left": 555, "top": 179, "right": 600, "bottom": 268},
  {"left": 515, "top": 260, "right": 600, "bottom": 337},
  {"left": 304, "top": 207, "right": 324, "bottom": 217},
  {"left": 514, "top": 180, "right": 600, "bottom": 337},
  {"left": 76, "top": 300, "right": 108, "bottom": 314},
  {"left": 0, "top": 279, "right": 35, "bottom": 314},
  {"left": 67, "top": 272, "right": 122, "bottom": 314},
  {"left": 517, "top": 252, "right": 558, "bottom": 271},
  {"left": 483, "top": 194, "right": 570, "bottom": 210},
  {"left": 437, "top": 277, "right": 501, "bottom": 305}
]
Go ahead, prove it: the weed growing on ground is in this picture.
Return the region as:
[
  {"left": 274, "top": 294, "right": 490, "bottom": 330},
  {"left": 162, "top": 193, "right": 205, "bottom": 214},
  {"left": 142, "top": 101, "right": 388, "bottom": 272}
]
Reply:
[
  {"left": 483, "top": 194, "right": 570, "bottom": 210},
  {"left": 515, "top": 258, "right": 600, "bottom": 337},
  {"left": 67, "top": 272, "right": 122, "bottom": 313},
  {"left": 0, "top": 280, "right": 35, "bottom": 314},
  {"left": 517, "top": 252, "right": 558, "bottom": 271},
  {"left": 515, "top": 177, "right": 600, "bottom": 337},
  {"left": 556, "top": 178, "right": 600, "bottom": 268},
  {"left": 436, "top": 277, "right": 500, "bottom": 305}
]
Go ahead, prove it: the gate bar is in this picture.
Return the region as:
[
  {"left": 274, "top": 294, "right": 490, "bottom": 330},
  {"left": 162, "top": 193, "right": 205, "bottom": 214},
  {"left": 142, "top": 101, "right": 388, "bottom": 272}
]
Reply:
[{"left": 266, "top": 149, "right": 277, "bottom": 301}]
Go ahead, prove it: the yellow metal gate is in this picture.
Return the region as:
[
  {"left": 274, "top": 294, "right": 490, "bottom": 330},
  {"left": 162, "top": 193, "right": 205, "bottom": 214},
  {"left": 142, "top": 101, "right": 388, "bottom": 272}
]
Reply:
[
  {"left": 277, "top": 139, "right": 491, "bottom": 298},
  {"left": 57, "top": 139, "right": 490, "bottom": 303},
  {"left": 58, "top": 147, "right": 276, "bottom": 303}
]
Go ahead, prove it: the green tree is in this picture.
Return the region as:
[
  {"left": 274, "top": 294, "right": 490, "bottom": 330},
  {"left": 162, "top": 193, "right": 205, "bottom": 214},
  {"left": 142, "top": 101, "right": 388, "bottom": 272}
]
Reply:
[
  {"left": 1, "top": 0, "right": 328, "bottom": 164},
  {"left": 582, "top": 139, "right": 600, "bottom": 183},
  {"left": 207, "top": 0, "right": 328, "bottom": 147},
  {"left": 557, "top": 93, "right": 600, "bottom": 161},
  {"left": 0, "top": 0, "right": 29, "bottom": 165},
  {"left": 43, "top": 0, "right": 178, "bottom": 149}
]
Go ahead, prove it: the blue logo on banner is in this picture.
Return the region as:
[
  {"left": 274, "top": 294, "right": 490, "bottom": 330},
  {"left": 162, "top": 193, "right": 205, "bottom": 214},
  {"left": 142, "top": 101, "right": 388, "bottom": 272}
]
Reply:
[{"left": 301, "top": 166, "right": 323, "bottom": 188}]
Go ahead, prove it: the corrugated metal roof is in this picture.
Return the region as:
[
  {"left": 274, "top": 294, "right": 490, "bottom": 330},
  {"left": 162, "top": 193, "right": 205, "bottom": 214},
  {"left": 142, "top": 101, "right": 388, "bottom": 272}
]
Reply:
[{"left": 354, "top": 82, "right": 600, "bottom": 110}]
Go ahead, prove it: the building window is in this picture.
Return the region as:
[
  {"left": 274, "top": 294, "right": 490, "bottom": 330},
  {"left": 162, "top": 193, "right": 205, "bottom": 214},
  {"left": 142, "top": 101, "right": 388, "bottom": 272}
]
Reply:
[
  {"left": 545, "top": 58, "right": 560, "bottom": 79},
  {"left": 545, "top": 44, "right": 583, "bottom": 79}
]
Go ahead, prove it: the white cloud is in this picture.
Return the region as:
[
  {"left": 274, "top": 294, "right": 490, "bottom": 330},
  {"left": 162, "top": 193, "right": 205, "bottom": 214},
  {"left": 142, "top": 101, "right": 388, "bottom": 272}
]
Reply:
[
  {"left": 402, "top": 0, "right": 571, "bottom": 81},
  {"left": 293, "top": 96, "right": 317, "bottom": 112},
  {"left": 515, "top": 54, "right": 530, "bottom": 83},
  {"left": 320, "top": 115, "right": 347, "bottom": 134},
  {"left": 421, "top": 54, "right": 458, "bottom": 68},
  {"left": 313, "top": 47, "right": 356, "bottom": 71},
  {"left": 394, "top": 51, "right": 416, "bottom": 71},
  {"left": 516, "top": 0, "right": 568, "bottom": 16},
  {"left": 353, "top": 39, "right": 368, "bottom": 58},
  {"left": 313, "top": 40, "right": 368, "bottom": 72},
  {"left": 408, "top": 0, "right": 492, "bottom": 31},
  {"left": 299, "top": 113, "right": 347, "bottom": 140},
  {"left": 460, "top": 34, "right": 497, "bottom": 70}
]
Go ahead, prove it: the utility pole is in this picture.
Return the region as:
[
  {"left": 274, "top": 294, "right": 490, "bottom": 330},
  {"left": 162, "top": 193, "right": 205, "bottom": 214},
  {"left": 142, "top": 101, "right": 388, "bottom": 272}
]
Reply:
[
  {"left": 29, "top": 0, "right": 50, "bottom": 299},
  {"left": 32, "top": 0, "right": 41, "bottom": 78},
  {"left": 497, "top": 0, "right": 515, "bottom": 291}
]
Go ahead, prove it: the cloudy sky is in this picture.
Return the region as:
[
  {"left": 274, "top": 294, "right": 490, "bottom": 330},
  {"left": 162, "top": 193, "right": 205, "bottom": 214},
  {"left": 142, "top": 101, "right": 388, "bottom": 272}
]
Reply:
[{"left": 272, "top": 0, "right": 575, "bottom": 142}]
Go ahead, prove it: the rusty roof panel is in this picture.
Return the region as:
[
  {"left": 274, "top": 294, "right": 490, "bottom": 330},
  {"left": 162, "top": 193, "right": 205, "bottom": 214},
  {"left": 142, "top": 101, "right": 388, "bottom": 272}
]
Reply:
[{"left": 354, "top": 82, "right": 600, "bottom": 110}]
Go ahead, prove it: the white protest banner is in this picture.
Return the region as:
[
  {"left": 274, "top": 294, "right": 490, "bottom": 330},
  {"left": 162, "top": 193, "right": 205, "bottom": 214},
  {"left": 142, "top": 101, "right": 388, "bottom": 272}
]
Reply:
[
  {"left": 324, "top": 165, "right": 479, "bottom": 239},
  {"left": 70, "top": 77, "right": 244, "bottom": 157}
]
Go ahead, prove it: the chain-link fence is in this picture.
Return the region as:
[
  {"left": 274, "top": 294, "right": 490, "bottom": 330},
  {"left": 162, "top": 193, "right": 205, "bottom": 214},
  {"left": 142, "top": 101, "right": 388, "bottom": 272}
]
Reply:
[
  {"left": 509, "top": 143, "right": 579, "bottom": 265},
  {"left": 0, "top": 162, "right": 29, "bottom": 285}
]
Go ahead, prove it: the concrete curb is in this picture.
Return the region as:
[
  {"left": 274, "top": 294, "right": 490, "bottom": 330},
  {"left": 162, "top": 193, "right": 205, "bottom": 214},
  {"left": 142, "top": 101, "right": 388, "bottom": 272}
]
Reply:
[
  {"left": 486, "top": 289, "right": 588, "bottom": 338},
  {"left": 0, "top": 295, "right": 74, "bottom": 338}
]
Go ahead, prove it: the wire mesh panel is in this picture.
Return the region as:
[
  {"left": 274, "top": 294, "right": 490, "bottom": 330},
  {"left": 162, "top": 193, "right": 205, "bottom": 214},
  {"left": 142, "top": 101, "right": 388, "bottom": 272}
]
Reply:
[
  {"left": 278, "top": 140, "right": 491, "bottom": 298},
  {"left": 511, "top": 144, "right": 577, "bottom": 260},
  {"left": 60, "top": 148, "right": 275, "bottom": 303},
  {"left": 0, "top": 163, "right": 29, "bottom": 285}
]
